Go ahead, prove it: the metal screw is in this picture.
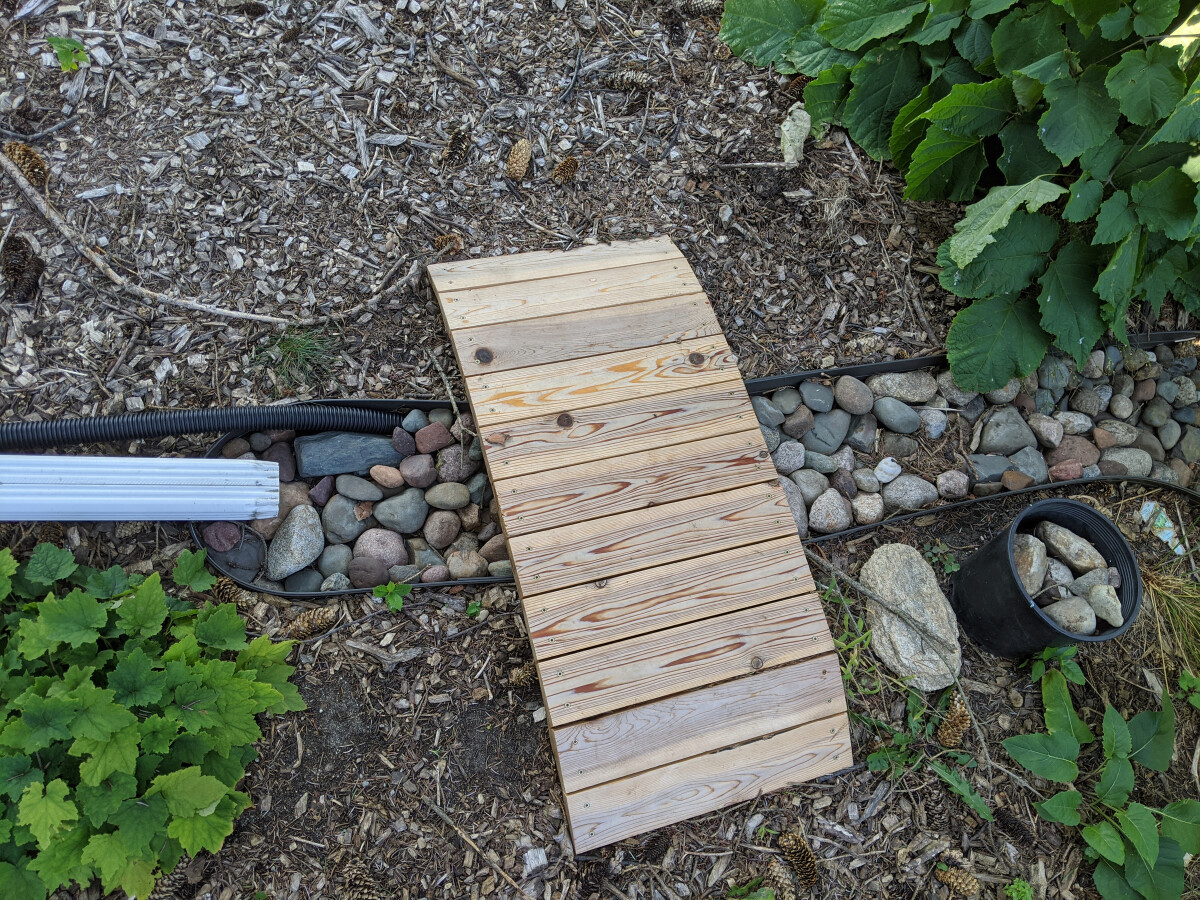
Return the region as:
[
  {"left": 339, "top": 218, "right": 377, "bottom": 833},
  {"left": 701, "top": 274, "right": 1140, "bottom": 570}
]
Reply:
[{"left": 751, "top": 657, "right": 763, "bottom": 670}]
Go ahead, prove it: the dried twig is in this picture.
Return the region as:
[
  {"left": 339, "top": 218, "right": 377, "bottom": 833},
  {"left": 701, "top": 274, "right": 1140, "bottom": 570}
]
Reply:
[
  {"left": 0, "top": 114, "right": 81, "bottom": 143},
  {"left": 425, "top": 799, "right": 538, "bottom": 900},
  {"left": 0, "top": 152, "right": 294, "bottom": 325},
  {"left": 427, "top": 35, "right": 479, "bottom": 93},
  {"left": 842, "top": 133, "right": 871, "bottom": 184}
]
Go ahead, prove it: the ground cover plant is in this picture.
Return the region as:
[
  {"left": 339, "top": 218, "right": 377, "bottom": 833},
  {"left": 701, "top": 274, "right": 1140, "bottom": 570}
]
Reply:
[
  {"left": 0, "top": 545, "right": 304, "bottom": 898},
  {"left": 720, "top": 0, "right": 1200, "bottom": 390}
]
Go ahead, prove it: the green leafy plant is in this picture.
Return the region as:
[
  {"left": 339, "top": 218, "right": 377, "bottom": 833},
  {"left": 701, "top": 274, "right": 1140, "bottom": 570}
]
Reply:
[
  {"left": 720, "top": 0, "right": 1200, "bottom": 389},
  {"left": 824, "top": 580, "right": 886, "bottom": 703},
  {"left": 172, "top": 549, "right": 217, "bottom": 594},
  {"left": 1003, "top": 657, "right": 1196, "bottom": 899},
  {"left": 727, "top": 876, "right": 769, "bottom": 899},
  {"left": 922, "top": 540, "right": 961, "bottom": 575},
  {"left": 1004, "top": 877, "right": 1034, "bottom": 900},
  {"left": 1174, "top": 670, "right": 1200, "bottom": 710},
  {"left": 373, "top": 581, "right": 412, "bottom": 612},
  {"left": 466, "top": 599, "right": 482, "bottom": 617},
  {"left": 0, "top": 544, "right": 306, "bottom": 898},
  {"left": 46, "top": 36, "right": 88, "bottom": 72},
  {"left": 1025, "top": 644, "right": 1086, "bottom": 685}
]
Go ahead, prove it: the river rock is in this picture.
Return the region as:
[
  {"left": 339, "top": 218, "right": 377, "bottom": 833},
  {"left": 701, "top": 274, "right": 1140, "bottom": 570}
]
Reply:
[
  {"left": 221, "top": 438, "right": 251, "bottom": 459},
  {"left": 353, "top": 528, "right": 408, "bottom": 568},
  {"left": 1054, "top": 411, "right": 1094, "bottom": 435},
  {"left": 808, "top": 489, "right": 852, "bottom": 534},
  {"left": 804, "top": 450, "right": 840, "bottom": 474},
  {"left": 1099, "top": 447, "right": 1152, "bottom": 477},
  {"left": 1046, "top": 435, "right": 1100, "bottom": 468},
  {"left": 854, "top": 468, "right": 881, "bottom": 493},
  {"left": 830, "top": 469, "right": 858, "bottom": 499},
  {"left": 479, "top": 534, "right": 509, "bottom": 563},
  {"left": 866, "top": 371, "right": 938, "bottom": 404},
  {"left": 401, "top": 409, "right": 428, "bottom": 432},
  {"left": 851, "top": 492, "right": 884, "bottom": 525},
  {"left": 425, "top": 482, "right": 471, "bottom": 510},
  {"left": 1179, "top": 426, "right": 1200, "bottom": 464},
  {"left": 320, "top": 573, "right": 352, "bottom": 592},
  {"left": 937, "top": 371, "right": 978, "bottom": 407},
  {"left": 335, "top": 474, "right": 383, "bottom": 502},
  {"left": 294, "top": 432, "right": 404, "bottom": 478},
  {"left": 251, "top": 482, "right": 315, "bottom": 540},
  {"left": 1159, "top": 420, "right": 1182, "bottom": 450},
  {"left": 1013, "top": 534, "right": 1047, "bottom": 595},
  {"left": 374, "top": 488, "right": 429, "bottom": 534},
  {"left": 834, "top": 376, "right": 874, "bottom": 415},
  {"left": 1094, "top": 420, "right": 1139, "bottom": 448},
  {"left": 790, "top": 469, "right": 829, "bottom": 506},
  {"left": 781, "top": 405, "right": 815, "bottom": 439},
  {"left": 771, "top": 441, "right": 806, "bottom": 475},
  {"left": 1002, "top": 469, "right": 1035, "bottom": 490},
  {"left": 284, "top": 569, "right": 324, "bottom": 593},
  {"left": 317, "top": 543, "right": 353, "bottom": 577},
  {"left": 881, "top": 433, "right": 918, "bottom": 459},
  {"left": 752, "top": 396, "right": 785, "bottom": 427},
  {"left": 799, "top": 380, "right": 834, "bottom": 413},
  {"left": 771, "top": 387, "right": 802, "bottom": 415},
  {"left": 1070, "top": 388, "right": 1103, "bottom": 418},
  {"left": 1172, "top": 375, "right": 1197, "bottom": 406},
  {"left": 322, "top": 494, "right": 371, "bottom": 544},
  {"left": 979, "top": 406, "right": 1036, "bottom": 454},
  {"left": 873, "top": 397, "right": 921, "bottom": 434},
  {"left": 985, "top": 378, "right": 1021, "bottom": 404},
  {"left": 937, "top": 470, "right": 969, "bottom": 499},
  {"left": 1132, "top": 430, "right": 1165, "bottom": 462},
  {"left": 1009, "top": 446, "right": 1049, "bottom": 485},
  {"left": 260, "top": 442, "right": 297, "bottom": 482},
  {"left": 1027, "top": 413, "right": 1063, "bottom": 448},
  {"left": 779, "top": 477, "right": 809, "bottom": 538},
  {"left": 397, "top": 453, "right": 437, "bottom": 489},
  {"left": 967, "top": 454, "right": 1015, "bottom": 483},
  {"left": 370, "top": 465, "right": 405, "bottom": 489},
  {"left": 1036, "top": 522, "right": 1107, "bottom": 573},
  {"left": 265, "top": 506, "right": 324, "bottom": 581},
  {"left": 1042, "top": 596, "right": 1096, "bottom": 635},
  {"left": 761, "top": 425, "right": 782, "bottom": 453},
  {"left": 920, "top": 408, "right": 947, "bottom": 439},
  {"left": 308, "top": 475, "right": 336, "bottom": 506},
  {"left": 202, "top": 522, "right": 242, "bottom": 553},
  {"left": 1109, "top": 394, "right": 1134, "bottom": 419},
  {"left": 348, "top": 556, "right": 389, "bottom": 589},
  {"left": 448, "top": 550, "right": 490, "bottom": 579},
  {"left": 1158, "top": 379, "right": 1180, "bottom": 405},
  {"left": 846, "top": 413, "right": 878, "bottom": 452},
  {"left": 859, "top": 544, "right": 961, "bottom": 690},
  {"left": 1070, "top": 568, "right": 1110, "bottom": 599},
  {"left": 882, "top": 475, "right": 938, "bottom": 511},
  {"left": 1141, "top": 397, "right": 1172, "bottom": 428},
  {"left": 423, "top": 510, "right": 461, "bottom": 550},
  {"left": 1082, "top": 349, "right": 1106, "bottom": 379},
  {"left": 875, "top": 457, "right": 902, "bottom": 484},
  {"left": 802, "top": 409, "right": 851, "bottom": 454},
  {"left": 390, "top": 426, "right": 416, "bottom": 457}
]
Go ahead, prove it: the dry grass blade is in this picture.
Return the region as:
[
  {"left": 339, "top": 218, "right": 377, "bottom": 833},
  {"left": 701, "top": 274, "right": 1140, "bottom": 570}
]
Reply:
[
  {"left": 510, "top": 660, "right": 537, "bottom": 687},
  {"left": 1144, "top": 565, "right": 1200, "bottom": 674}
]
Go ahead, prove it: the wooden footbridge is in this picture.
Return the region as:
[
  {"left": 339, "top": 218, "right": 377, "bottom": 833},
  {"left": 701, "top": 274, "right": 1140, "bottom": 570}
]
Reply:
[{"left": 428, "top": 238, "right": 850, "bottom": 851}]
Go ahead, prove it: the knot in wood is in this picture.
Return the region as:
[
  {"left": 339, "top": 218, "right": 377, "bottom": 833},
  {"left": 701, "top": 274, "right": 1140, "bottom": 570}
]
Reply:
[
  {"left": 474, "top": 347, "right": 493, "bottom": 365},
  {"left": 556, "top": 412, "right": 574, "bottom": 428},
  {"left": 687, "top": 351, "right": 706, "bottom": 366}
]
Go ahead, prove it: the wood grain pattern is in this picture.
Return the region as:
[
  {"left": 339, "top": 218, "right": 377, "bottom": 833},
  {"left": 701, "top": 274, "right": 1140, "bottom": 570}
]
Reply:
[
  {"left": 436, "top": 257, "right": 699, "bottom": 329},
  {"left": 566, "top": 713, "right": 851, "bottom": 851},
  {"left": 452, "top": 292, "right": 719, "bottom": 375},
  {"left": 496, "top": 430, "right": 773, "bottom": 538},
  {"left": 555, "top": 654, "right": 845, "bottom": 792},
  {"left": 526, "top": 536, "right": 814, "bottom": 660},
  {"left": 428, "top": 236, "right": 681, "bottom": 295},
  {"left": 468, "top": 338, "right": 738, "bottom": 429},
  {"left": 480, "top": 377, "right": 752, "bottom": 480},
  {"left": 512, "top": 482, "right": 797, "bottom": 597},
  {"left": 540, "top": 594, "right": 834, "bottom": 726}
]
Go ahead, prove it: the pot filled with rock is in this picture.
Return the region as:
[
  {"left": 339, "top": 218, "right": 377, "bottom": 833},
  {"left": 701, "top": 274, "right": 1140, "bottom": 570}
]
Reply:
[{"left": 950, "top": 498, "right": 1141, "bottom": 657}]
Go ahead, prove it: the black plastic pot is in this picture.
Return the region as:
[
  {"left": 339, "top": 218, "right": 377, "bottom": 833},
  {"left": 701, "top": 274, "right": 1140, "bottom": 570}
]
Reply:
[
  {"left": 950, "top": 499, "right": 1142, "bottom": 658},
  {"left": 191, "top": 398, "right": 508, "bottom": 599}
]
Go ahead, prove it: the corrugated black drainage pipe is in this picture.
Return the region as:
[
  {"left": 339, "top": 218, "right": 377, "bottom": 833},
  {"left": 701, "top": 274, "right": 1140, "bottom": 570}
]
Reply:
[{"left": 950, "top": 498, "right": 1142, "bottom": 658}]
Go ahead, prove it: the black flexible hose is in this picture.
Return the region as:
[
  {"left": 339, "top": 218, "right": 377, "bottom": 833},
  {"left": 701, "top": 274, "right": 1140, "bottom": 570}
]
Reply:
[{"left": 0, "top": 405, "right": 406, "bottom": 451}]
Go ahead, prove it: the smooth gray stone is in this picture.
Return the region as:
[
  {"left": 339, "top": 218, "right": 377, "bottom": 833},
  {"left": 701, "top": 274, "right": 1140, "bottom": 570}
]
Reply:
[
  {"left": 373, "top": 488, "right": 430, "bottom": 533},
  {"left": 317, "top": 543, "right": 353, "bottom": 577},
  {"left": 407, "top": 537, "right": 445, "bottom": 569},
  {"left": 873, "top": 397, "right": 920, "bottom": 434},
  {"left": 321, "top": 494, "right": 370, "bottom": 544},
  {"left": 967, "top": 454, "right": 1015, "bottom": 483},
  {"left": 799, "top": 380, "right": 834, "bottom": 413},
  {"left": 771, "top": 387, "right": 802, "bottom": 415},
  {"left": 790, "top": 469, "right": 829, "bottom": 506},
  {"left": 335, "top": 474, "right": 383, "bottom": 502},
  {"left": 761, "top": 424, "right": 782, "bottom": 453},
  {"left": 846, "top": 413, "right": 878, "bottom": 452},
  {"left": 265, "top": 506, "right": 325, "bottom": 581},
  {"left": 294, "top": 432, "right": 404, "bottom": 478},
  {"left": 804, "top": 450, "right": 841, "bottom": 474},
  {"left": 801, "top": 409, "right": 851, "bottom": 455},
  {"left": 284, "top": 569, "right": 324, "bottom": 593},
  {"left": 979, "top": 406, "right": 1036, "bottom": 454},
  {"left": 1008, "top": 446, "right": 1049, "bottom": 485},
  {"left": 752, "top": 395, "right": 785, "bottom": 427},
  {"left": 401, "top": 409, "right": 429, "bottom": 432},
  {"left": 428, "top": 409, "right": 454, "bottom": 427}
]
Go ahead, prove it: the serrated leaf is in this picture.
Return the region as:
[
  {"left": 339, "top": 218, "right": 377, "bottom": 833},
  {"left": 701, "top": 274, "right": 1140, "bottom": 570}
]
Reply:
[
  {"left": 922, "top": 78, "right": 1016, "bottom": 137},
  {"left": 1112, "top": 140, "right": 1191, "bottom": 189},
  {"left": 75, "top": 771, "right": 138, "bottom": 828},
  {"left": 1131, "top": 167, "right": 1198, "bottom": 241},
  {"left": 1117, "top": 803, "right": 1159, "bottom": 866},
  {"left": 891, "top": 84, "right": 938, "bottom": 171},
  {"left": 85, "top": 565, "right": 130, "bottom": 600},
  {"left": 25, "top": 544, "right": 78, "bottom": 586},
  {"left": 75, "top": 723, "right": 141, "bottom": 786},
  {"left": 843, "top": 43, "right": 926, "bottom": 159},
  {"left": 1042, "top": 668, "right": 1094, "bottom": 744},
  {"left": 195, "top": 603, "right": 247, "bottom": 650},
  {"left": 953, "top": 17, "right": 994, "bottom": 69},
  {"left": 1128, "top": 690, "right": 1175, "bottom": 771},
  {"left": 19, "top": 694, "right": 77, "bottom": 752},
  {"left": 818, "top": 0, "right": 926, "bottom": 50},
  {"left": 18, "top": 779, "right": 78, "bottom": 847},
  {"left": 1095, "top": 756, "right": 1135, "bottom": 807},
  {"left": 110, "top": 793, "right": 169, "bottom": 850},
  {"left": 946, "top": 179, "right": 1067, "bottom": 267},
  {"left": 803, "top": 63, "right": 852, "bottom": 136},
  {"left": 947, "top": 294, "right": 1051, "bottom": 391},
  {"left": 0, "top": 859, "right": 51, "bottom": 899},
  {"left": 1093, "top": 857, "right": 1139, "bottom": 900},
  {"left": 783, "top": 26, "right": 861, "bottom": 74},
  {"left": 39, "top": 589, "right": 107, "bottom": 649},
  {"left": 1159, "top": 799, "right": 1200, "bottom": 855},
  {"left": 904, "top": 126, "right": 987, "bottom": 200},
  {"left": 939, "top": 211, "right": 1059, "bottom": 297},
  {"left": 1132, "top": 0, "right": 1178, "bottom": 37},
  {"left": 1152, "top": 73, "right": 1200, "bottom": 143},
  {"left": 148, "top": 766, "right": 228, "bottom": 818},
  {"left": 26, "top": 822, "right": 93, "bottom": 894},
  {"left": 998, "top": 119, "right": 1063, "bottom": 181},
  {"left": 1124, "top": 837, "right": 1185, "bottom": 900},
  {"left": 1039, "top": 69, "right": 1122, "bottom": 163},
  {"left": 1035, "top": 789, "right": 1082, "bottom": 825},
  {"left": 167, "top": 792, "right": 246, "bottom": 856},
  {"left": 1102, "top": 704, "right": 1132, "bottom": 759},
  {"left": 82, "top": 831, "right": 155, "bottom": 898},
  {"left": 108, "top": 647, "right": 166, "bottom": 707},
  {"left": 66, "top": 680, "right": 137, "bottom": 742},
  {"left": 926, "top": 758, "right": 994, "bottom": 821},
  {"left": 1093, "top": 190, "right": 1139, "bottom": 244},
  {"left": 992, "top": 3, "right": 1070, "bottom": 77},
  {"left": 1105, "top": 44, "right": 1185, "bottom": 125},
  {"left": 905, "top": 8, "right": 963, "bottom": 44},
  {"left": 1003, "top": 729, "right": 1080, "bottom": 782},
  {"left": 172, "top": 548, "right": 216, "bottom": 593},
  {"left": 1064, "top": 177, "right": 1104, "bottom": 221},
  {"left": 1083, "top": 822, "right": 1126, "bottom": 864},
  {"left": 116, "top": 573, "right": 169, "bottom": 639},
  {"left": 718, "top": 0, "right": 818, "bottom": 68},
  {"left": 0, "top": 755, "right": 42, "bottom": 801},
  {"left": 1096, "top": 228, "right": 1142, "bottom": 304}
]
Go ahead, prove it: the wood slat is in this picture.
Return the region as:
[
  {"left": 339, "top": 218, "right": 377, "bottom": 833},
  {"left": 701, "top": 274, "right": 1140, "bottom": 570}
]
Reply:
[
  {"left": 540, "top": 594, "right": 833, "bottom": 726},
  {"left": 554, "top": 653, "right": 845, "bottom": 793},
  {"left": 496, "top": 430, "right": 773, "bottom": 538},
  {"left": 468, "top": 338, "right": 737, "bottom": 429},
  {"left": 566, "top": 713, "right": 851, "bottom": 851},
  {"left": 526, "top": 536, "right": 814, "bottom": 660},
  {"left": 436, "top": 256, "right": 699, "bottom": 329},
  {"left": 428, "top": 236, "right": 681, "bottom": 296},
  {"left": 479, "top": 378, "right": 751, "bottom": 480},
  {"left": 452, "top": 292, "right": 719, "bottom": 376},
  {"left": 512, "top": 482, "right": 796, "bottom": 597}
]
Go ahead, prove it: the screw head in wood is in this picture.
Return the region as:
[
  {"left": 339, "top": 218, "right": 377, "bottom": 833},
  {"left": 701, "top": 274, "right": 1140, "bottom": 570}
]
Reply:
[
  {"left": 751, "top": 656, "right": 764, "bottom": 670},
  {"left": 474, "top": 347, "right": 494, "bottom": 364}
]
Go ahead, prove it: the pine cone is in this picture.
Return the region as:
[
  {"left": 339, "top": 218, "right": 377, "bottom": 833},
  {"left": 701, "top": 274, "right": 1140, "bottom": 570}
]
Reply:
[
  {"left": 13, "top": 254, "right": 43, "bottom": 303},
  {"left": 937, "top": 693, "right": 970, "bottom": 749},
  {"left": 4, "top": 141, "right": 49, "bottom": 188},
  {"left": 442, "top": 127, "right": 470, "bottom": 168},
  {"left": 37, "top": 523, "right": 66, "bottom": 547},
  {"left": 603, "top": 70, "right": 652, "bottom": 91},
  {"left": 212, "top": 576, "right": 256, "bottom": 611},
  {"left": 506, "top": 138, "right": 532, "bottom": 180},
  {"left": 678, "top": 0, "right": 725, "bottom": 15},
  {"left": 231, "top": 1, "right": 269, "bottom": 16},
  {"left": 2, "top": 235, "right": 44, "bottom": 304},
  {"left": 342, "top": 861, "right": 388, "bottom": 900},
  {"left": 280, "top": 24, "right": 302, "bottom": 43},
  {"left": 778, "top": 829, "right": 819, "bottom": 887},
  {"left": 641, "top": 832, "right": 670, "bottom": 865},
  {"left": 552, "top": 155, "right": 580, "bottom": 184},
  {"left": 765, "top": 857, "right": 799, "bottom": 900},
  {"left": 924, "top": 793, "right": 949, "bottom": 834},
  {"left": 934, "top": 867, "right": 980, "bottom": 897},
  {"left": 433, "top": 233, "right": 463, "bottom": 254},
  {"left": 287, "top": 606, "right": 336, "bottom": 640},
  {"left": 510, "top": 660, "right": 537, "bottom": 687},
  {"left": 994, "top": 808, "right": 1036, "bottom": 850},
  {"left": 147, "top": 855, "right": 190, "bottom": 900}
]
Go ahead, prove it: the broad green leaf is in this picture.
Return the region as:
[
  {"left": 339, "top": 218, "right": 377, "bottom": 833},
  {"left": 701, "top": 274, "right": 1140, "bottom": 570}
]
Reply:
[
  {"left": 1112, "top": 140, "right": 1191, "bottom": 189},
  {"left": 1064, "top": 0, "right": 1124, "bottom": 29},
  {"left": 1080, "top": 135, "right": 1126, "bottom": 182},
  {"left": 84, "top": 565, "right": 129, "bottom": 600},
  {"left": 905, "top": 8, "right": 963, "bottom": 44},
  {"left": 998, "top": 119, "right": 1063, "bottom": 181},
  {"left": 0, "top": 755, "right": 42, "bottom": 801},
  {"left": 138, "top": 714, "right": 180, "bottom": 755},
  {"left": 116, "top": 573, "right": 169, "bottom": 639},
  {"left": 1042, "top": 668, "right": 1094, "bottom": 744},
  {"left": 24, "top": 543, "right": 78, "bottom": 586},
  {"left": 783, "top": 27, "right": 861, "bottom": 74},
  {"left": 1093, "top": 190, "right": 1139, "bottom": 244},
  {"left": 1003, "top": 729, "right": 1080, "bottom": 782},
  {"left": 66, "top": 680, "right": 137, "bottom": 742},
  {"left": 843, "top": 43, "right": 926, "bottom": 159},
  {"left": 0, "top": 860, "right": 49, "bottom": 900},
  {"left": 939, "top": 212, "right": 1059, "bottom": 296},
  {"left": 108, "top": 647, "right": 166, "bottom": 707},
  {"left": 19, "top": 694, "right": 77, "bottom": 752},
  {"left": 1132, "top": 0, "right": 1178, "bottom": 37},
  {"left": 147, "top": 766, "right": 228, "bottom": 818},
  {"left": 904, "top": 126, "right": 987, "bottom": 200},
  {"left": 26, "top": 823, "right": 93, "bottom": 893},
  {"left": 1124, "top": 836, "right": 1184, "bottom": 900},
  {"left": 1099, "top": 5, "right": 1134, "bottom": 39},
  {"left": 75, "top": 722, "right": 140, "bottom": 786},
  {"left": 1095, "top": 756, "right": 1135, "bottom": 807},
  {"left": 1064, "top": 177, "right": 1104, "bottom": 222},
  {"left": 1034, "top": 789, "right": 1082, "bottom": 824},
  {"left": 718, "top": 0, "right": 819, "bottom": 68},
  {"left": 1093, "top": 858, "right": 1140, "bottom": 900},
  {"left": 1096, "top": 228, "right": 1142, "bottom": 305},
  {"left": 1083, "top": 822, "right": 1126, "bottom": 864},
  {"left": 1013, "top": 50, "right": 1072, "bottom": 107},
  {"left": 969, "top": 0, "right": 1018, "bottom": 14},
  {"left": 195, "top": 603, "right": 247, "bottom": 650},
  {"left": 1039, "top": 69, "right": 1122, "bottom": 163},
  {"left": 1128, "top": 691, "right": 1175, "bottom": 771},
  {"left": 39, "top": 589, "right": 107, "bottom": 649},
  {"left": 804, "top": 64, "right": 853, "bottom": 136},
  {"left": 953, "top": 18, "right": 994, "bottom": 70},
  {"left": 1159, "top": 799, "right": 1200, "bottom": 855},
  {"left": 172, "top": 548, "right": 216, "bottom": 593},
  {"left": 945, "top": 179, "right": 1067, "bottom": 267},
  {"left": 946, "top": 294, "right": 1050, "bottom": 391},
  {"left": 922, "top": 78, "right": 1015, "bottom": 136},
  {"left": 0, "top": 548, "right": 17, "bottom": 601},
  {"left": 1131, "top": 168, "right": 1198, "bottom": 240},
  {"left": 992, "top": 3, "right": 1070, "bottom": 77},
  {"left": 16, "top": 618, "right": 58, "bottom": 661},
  {"left": 82, "top": 831, "right": 154, "bottom": 899},
  {"left": 891, "top": 84, "right": 938, "bottom": 171},
  {"left": 926, "top": 758, "right": 994, "bottom": 821},
  {"left": 1105, "top": 44, "right": 1185, "bottom": 125},
  {"left": 1152, "top": 73, "right": 1200, "bottom": 143},
  {"left": 818, "top": 0, "right": 926, "bottom": 50},
  {"left": 168, "top": 792, "right": 247, "bottom": 856},
  {"left": 1102, "top": 704, "right": 1132, "bottom": 760},
  {"left": 110, "top": 793, "right": 169, "bottom": 850},
  {"left": 18, "top": 779, "right": 78, "bottom": 847},
  {"left": 75, "top": 771, "right": 137, "bottom": 828},
  {"left": 1117, "top": 802, "right": 1159, "bottom": 866}
]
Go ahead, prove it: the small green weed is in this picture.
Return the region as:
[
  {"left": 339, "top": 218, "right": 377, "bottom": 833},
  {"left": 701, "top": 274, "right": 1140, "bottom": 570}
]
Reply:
[
  {"left": 1175, "top": 671, "right": 1200, "bottom": 711},
  {"left": 922, "top": 541, "right": 960, "bottom": 576},
  {"left": 47, "top": 36, "right": 88, "bottom": 72},
  {"left": 257, "top": 328, "right": 340, "bottom": 394},
  {"left": 727, "top": 877, "right": 767, "bottom": 900},
  {"left": 823, "top": 579, "right": 886, "bottom": 703},
  {"left": 373, "top": 581, "right": 412, "bottom": 612},
  {"left": 1003, "top": 879, "right": 1033, "bottom": 900},
  {"left": 1024, "top": 645, "right": 1085, "bottom": 686},
  {"left": 466, "top": 599, "right": 482, "bottom": 617}
]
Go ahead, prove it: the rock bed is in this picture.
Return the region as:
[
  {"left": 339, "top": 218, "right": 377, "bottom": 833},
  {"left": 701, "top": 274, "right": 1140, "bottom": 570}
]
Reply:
[
  {"left": 758, "top": 341, "right": 1200, "bottom": 537},
  {"left": 198, "top": 408, "right": 510, "bottom": 594},
  {"left": 1013, "top": 522, "right": 1125, "bottom": 637}
]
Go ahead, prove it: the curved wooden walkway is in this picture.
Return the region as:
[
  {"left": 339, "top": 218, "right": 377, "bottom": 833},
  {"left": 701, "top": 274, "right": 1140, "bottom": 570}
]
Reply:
[{"left": 429, "top": 237, "right": 850, "bottom": 851}]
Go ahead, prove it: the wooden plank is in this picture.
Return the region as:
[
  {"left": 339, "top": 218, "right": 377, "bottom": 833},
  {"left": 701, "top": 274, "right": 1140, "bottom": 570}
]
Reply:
[
  {"left": 435, "top": 257, "right": 700, "bottom": 330},
  {"left": 512, "top": 482, "right": 796, "bottom": 597},
  {"left": 566, "top": 713, "right": 851, "bottom": 851},
  {"left": 428, "top": 236, "right": 681, "bottom": 295},
  {"left": 479, "top": 377, "right": 752, "bottom": 480},
  {"left": 526, "top": 536, "right": 814, "bottom": 660},
  {"left": 540, "top": 594, "right": 833, "bottom": 726},
  {"left": 554, "top": 654, "right": 845, "bottom": 793},
  {"left": 496, "top": 430, "right": 773, "bottom": 538},
  {"left": 452, "top": 292, "right": 720, "bottom": 375},
  {"left": 468, "top": 338, "right": 738, "bottom": 429}
]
